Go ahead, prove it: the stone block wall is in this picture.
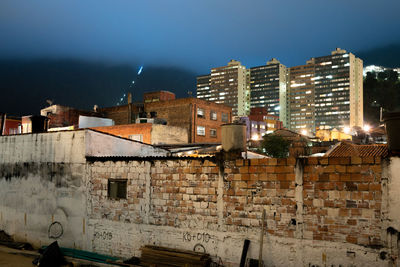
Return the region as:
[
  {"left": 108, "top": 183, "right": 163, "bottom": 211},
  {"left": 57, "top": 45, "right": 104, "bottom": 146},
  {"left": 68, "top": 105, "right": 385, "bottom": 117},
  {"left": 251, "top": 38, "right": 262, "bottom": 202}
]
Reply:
[
  {"left": 87, "top": 156, "right": 390, "bottom": 266},
  {"left": 302, "top": 156, "right": 382, "bottom": 247}
]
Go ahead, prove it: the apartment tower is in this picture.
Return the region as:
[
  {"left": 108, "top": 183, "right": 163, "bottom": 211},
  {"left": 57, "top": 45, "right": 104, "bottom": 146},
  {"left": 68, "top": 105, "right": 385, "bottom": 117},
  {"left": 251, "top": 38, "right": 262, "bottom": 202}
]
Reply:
[
  {"left": 250, "top": 58, "right": 289, "bottom": 127},
  {"left": 197, "top": 60, "right": 248, "bottom": 116},
  {"left": 313, "top": 48, "right": 363, "bottom": 130},
  {"left": 288, "top": 60, "right": 316, "bottom": 133}
]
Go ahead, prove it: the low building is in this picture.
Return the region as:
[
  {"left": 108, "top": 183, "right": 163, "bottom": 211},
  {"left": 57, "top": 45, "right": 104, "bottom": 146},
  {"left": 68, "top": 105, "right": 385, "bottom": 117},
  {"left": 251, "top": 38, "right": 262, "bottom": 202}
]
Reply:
[
  {"left": 41, "top": 104, "right": 106, "bottom": 129},
  {"left": 144, "top": 97, "right": 232, "bottom": 143},
  {"left": 235, "top": 116, "right": 267, "bottom": 141},
  {"left": 0, "top": 114, "right": 21, "bottom": 135},
  {"left": 91, "top": 123, "right": 187, "bottom": 145},
  {"left": 21, "top": 115, "right": 48, "bottom": 133}
]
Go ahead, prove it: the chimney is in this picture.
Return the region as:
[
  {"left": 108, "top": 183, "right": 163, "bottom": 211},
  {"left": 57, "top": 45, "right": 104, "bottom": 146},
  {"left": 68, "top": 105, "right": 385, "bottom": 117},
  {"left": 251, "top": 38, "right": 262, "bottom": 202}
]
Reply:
[{"left": 128, "top": 93, "right": 132, "bottom": 104}]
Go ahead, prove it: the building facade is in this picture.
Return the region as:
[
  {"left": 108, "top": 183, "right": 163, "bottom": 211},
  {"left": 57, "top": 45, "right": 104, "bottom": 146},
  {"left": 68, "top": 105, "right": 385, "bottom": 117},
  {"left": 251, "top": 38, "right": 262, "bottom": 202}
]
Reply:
[
  {"left": 197, "top": 60, "right": 248, "bottom": 116},
  {"left": 288, "top": 61, "right": 316, "bottom": 134},
  {"left": 144, "top": 98, "right": 232, "bottom": 143},
  {"left": 314, "top": 48, "right": 363, "bottom": 130},
  {"left": 143, "top": 91, "right": 176, "bottom": 103},
  {"left": 250, "top": 58, "right": 289, "bottom": 126}
]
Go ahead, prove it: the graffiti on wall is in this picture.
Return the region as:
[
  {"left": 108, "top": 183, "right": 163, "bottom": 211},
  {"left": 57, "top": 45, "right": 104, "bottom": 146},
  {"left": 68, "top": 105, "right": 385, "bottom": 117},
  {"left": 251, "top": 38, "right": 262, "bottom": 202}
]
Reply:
[{"left": 94, "top": 231, "right": 113, "bottom": 240}]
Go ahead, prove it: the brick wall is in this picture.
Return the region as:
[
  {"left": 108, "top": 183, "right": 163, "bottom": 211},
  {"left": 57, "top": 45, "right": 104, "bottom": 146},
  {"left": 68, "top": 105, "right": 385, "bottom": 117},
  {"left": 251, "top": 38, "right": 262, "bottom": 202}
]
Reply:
[
  {"left": 87, "top": 156, "right": 388, "bottom": 265},
  {"left": 145, "top": 98, "right": 232, "bottom": 143},
  {"left": 92, "top": 124, "right": 152, "bottom": 143},
  {"left": 303, "top": 156, "right": 382, "bottom": 246}
]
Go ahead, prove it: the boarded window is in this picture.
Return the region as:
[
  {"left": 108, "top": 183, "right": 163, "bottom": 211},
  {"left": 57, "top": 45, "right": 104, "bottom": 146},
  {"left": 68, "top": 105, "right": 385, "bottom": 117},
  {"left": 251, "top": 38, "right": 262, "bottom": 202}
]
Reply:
[{"left": 108, "top": 179, "right": 127, "bottom": 199}]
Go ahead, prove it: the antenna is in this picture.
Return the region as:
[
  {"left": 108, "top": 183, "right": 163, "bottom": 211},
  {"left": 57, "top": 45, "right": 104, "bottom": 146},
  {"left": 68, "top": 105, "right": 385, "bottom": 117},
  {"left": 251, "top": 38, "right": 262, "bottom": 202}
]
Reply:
[{"left": 46, "top": 99, "right": 54, "bottom": 106}]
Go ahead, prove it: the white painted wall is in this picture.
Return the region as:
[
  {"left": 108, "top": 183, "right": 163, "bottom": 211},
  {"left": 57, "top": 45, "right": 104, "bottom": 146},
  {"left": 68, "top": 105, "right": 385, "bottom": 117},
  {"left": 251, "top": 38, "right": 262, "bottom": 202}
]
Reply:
[
  {"left": 0, "top": 131, "right": 88, "bottom": 249},
  {"left": 85, "top": 130, "right": 170, "bottom": 157},
  {"left": 0, "top": 131, "right": 86, "bottom": 164}
]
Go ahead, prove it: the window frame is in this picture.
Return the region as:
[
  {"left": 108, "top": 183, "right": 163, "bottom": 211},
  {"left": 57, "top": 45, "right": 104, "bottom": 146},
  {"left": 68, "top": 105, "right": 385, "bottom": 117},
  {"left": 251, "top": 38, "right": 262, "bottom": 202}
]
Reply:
[
  {"left": 210, "top": 111, "right": 217, "bottom": 121},
  {"left": 196, "top": 125, "right": 206, "bottom": 136},
  {"left": 197, "top": 108, "right": 205, "bottom": 118},
  {"left": 221, "top": 112, "right": 229, "bottom": 123},
  {"left": 210, "top": 128, "right": 217, "bottom": 138},
  {"left": 107, "top": 179, "right": 127, "bottom": 200}
]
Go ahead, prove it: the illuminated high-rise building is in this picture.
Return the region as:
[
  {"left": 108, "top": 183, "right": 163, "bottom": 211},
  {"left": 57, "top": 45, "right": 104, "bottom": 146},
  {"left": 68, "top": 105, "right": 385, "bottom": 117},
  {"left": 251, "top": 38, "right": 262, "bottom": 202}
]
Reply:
[
  {"left": 196, "top": 74, "right": 211, "bottom": 99},
  {"left": 313, "top": 48, "right": 363, "bottom": 130},
  {"left": 197, "top": 60, "right": 248, "bottom": 116},
  {"left": 250, "top": 58, "right": 289, "bottom": 127},
  {"left": 288, "top": 60, "right": 315, "bottom": 134}
]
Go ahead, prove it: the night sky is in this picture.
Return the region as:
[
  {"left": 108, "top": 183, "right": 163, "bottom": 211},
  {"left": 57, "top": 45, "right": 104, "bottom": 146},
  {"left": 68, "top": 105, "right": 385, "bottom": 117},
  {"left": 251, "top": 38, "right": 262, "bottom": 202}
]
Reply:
[{"left": 1, "top": 0, "right": 400, "bottom": 115}]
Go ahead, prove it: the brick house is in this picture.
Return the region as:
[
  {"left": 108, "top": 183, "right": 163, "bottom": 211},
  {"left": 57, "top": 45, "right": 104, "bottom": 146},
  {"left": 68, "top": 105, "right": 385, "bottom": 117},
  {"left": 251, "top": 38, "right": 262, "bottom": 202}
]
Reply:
[
  {"left": 144, "top": 97, "right": 232, "bottom": 143},
  {"left": 41, "top": 104, "right": 105, "bottom": 129},
  {"left": 99, "top": 91, "right": 232, "bottom": 143}
]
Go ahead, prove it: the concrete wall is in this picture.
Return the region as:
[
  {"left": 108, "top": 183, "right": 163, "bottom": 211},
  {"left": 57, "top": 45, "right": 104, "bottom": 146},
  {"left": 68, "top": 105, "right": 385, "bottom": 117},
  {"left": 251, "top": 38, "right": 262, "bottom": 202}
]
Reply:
[
  {"left": 150, "top": 124, "right": 187, "bottom": 145},
  {"left": 0, "top": 131, "right": 88, "bottom": 249},
  {"left": 92, "top": 124, "right": 188, "bottom": 145},
  {"left": 85, "top": 130, "right": 169, "bottom": 157}
]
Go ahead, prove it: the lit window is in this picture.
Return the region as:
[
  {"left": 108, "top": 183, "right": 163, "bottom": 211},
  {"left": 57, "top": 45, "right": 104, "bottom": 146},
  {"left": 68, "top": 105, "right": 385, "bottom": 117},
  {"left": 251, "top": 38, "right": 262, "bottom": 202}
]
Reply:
[
  {"left": 197, "top": 108, "right": 205, "bottom": 118},
  {"left": 197, "top": 126, "right": 205, "bottom": 136},
  {"left": 210, "top": 111, "right": 217, "bottom": 120}
]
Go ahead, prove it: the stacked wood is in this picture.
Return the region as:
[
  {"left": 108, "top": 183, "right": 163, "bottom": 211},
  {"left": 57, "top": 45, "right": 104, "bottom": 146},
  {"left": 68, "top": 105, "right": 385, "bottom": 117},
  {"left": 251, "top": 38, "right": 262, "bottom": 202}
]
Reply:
[{"left": 140, "top": 245, "right": 211, "bottom": 267}]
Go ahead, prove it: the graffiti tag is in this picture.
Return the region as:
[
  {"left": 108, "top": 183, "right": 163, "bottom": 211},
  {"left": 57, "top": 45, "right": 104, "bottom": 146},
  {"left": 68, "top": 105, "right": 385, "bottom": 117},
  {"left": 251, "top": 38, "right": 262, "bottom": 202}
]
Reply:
[
  {"left": 183, "top": 232, "right": 211, "bottom": 243},
  {"left": 94, "top": 231, "right": 113, "bottom": 240}
]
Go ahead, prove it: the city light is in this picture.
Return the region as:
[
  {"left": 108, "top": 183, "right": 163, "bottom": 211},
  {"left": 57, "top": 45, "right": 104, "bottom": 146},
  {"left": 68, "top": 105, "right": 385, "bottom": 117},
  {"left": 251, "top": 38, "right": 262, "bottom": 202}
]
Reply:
[
  {"left": 343, "top": 127, "right": 350, "bottom": 134},
  {"left": 363, "top": 125, "right": 371, "bottom": 132},
  {"left": 301, "top": 129, "right": 307, "bottom": 136},
  {"left": 251, "top": 134, "right": 260, "bottom": 141}
]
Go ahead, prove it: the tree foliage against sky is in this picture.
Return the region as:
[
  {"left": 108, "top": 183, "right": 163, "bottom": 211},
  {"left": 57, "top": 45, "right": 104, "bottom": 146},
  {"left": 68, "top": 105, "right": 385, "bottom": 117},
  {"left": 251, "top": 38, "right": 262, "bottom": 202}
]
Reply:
[
  {"left": 364, "top": 70, "right": 400, "bottom": 125},
  {"left": 259, "top": 134, "right": 291, "bottom": 158}
]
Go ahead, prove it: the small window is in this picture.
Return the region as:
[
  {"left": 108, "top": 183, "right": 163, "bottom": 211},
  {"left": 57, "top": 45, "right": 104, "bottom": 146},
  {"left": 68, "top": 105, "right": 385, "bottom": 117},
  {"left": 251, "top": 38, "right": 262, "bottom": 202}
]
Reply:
[
  {"left": 210, "top": 111, "right": 217, "bottom": 120},
  {"left": 197, "top": 108, "right": 205, "bottom": 118},
  {"left": 129, "top": 134, "right": 143, "bottom": 142},
  {"left": 197, "top": 126, "right": 205, "bottom": 136},
  {"left": 222, "top": 113, "right": 229, "bottom": 122},
  {"left": 108, "top": 179, "right": 127, "bottom": 199},
  {"left": 210, "top": 129, "right": 217, "bottom": 137}
]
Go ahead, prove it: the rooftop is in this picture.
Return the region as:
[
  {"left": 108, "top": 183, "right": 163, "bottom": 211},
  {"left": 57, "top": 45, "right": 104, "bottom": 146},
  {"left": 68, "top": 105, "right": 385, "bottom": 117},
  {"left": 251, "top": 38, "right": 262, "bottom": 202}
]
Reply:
[{"left": 325, "top": 142, "right": 388, "bottom": 158}]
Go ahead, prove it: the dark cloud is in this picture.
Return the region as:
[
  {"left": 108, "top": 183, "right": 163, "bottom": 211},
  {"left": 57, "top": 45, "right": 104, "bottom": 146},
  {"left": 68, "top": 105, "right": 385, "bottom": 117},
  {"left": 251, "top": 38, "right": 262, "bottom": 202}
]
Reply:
[
  {"left": 0, "top": 59, "right": 196, "bottom": 116},
  {"left": 1, "top": 0, "right": 399, "bottom": 72}
]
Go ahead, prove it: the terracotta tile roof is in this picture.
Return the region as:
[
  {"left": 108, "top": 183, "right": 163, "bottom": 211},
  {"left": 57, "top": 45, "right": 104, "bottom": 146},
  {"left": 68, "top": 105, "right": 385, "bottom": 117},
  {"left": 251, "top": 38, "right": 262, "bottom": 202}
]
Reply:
[{"left": 325, "top": 142, "right": 388, "bottom": 158}]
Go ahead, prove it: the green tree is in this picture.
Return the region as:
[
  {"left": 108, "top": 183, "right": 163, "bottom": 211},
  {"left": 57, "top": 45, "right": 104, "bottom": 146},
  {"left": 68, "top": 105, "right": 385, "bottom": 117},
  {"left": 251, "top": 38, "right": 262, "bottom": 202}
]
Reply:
[
  {"left": 364, "top": 70, "right": 400, "bottom": 126},
  {"left": 259, "top": 134, "right": 291, "bottom": 158}
]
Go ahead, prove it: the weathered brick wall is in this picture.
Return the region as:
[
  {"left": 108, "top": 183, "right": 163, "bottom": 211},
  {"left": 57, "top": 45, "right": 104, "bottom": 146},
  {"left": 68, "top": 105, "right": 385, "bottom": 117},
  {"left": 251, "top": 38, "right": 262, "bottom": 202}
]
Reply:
[
  {"left": 87, "top": 156, "right": 387, "bottom": 265},
  {"left": 223, "top": 158, "right": 298, "bottom": 237},
  {"left": 89, "top": 160, "right": 148, "bottom": 224},
  {"left": 149, "top": 160, "right": 219, "bottom": 228},
  {"left": 302, "top": 156, "right": 382, "bottom": 247}
]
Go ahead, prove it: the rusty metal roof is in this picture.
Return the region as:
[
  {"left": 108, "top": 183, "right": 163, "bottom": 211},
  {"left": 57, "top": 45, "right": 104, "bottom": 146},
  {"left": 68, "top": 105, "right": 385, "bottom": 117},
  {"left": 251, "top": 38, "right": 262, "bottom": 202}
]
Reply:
[{"left": 325, "top": 142, "right": 388, "bottom": 157}]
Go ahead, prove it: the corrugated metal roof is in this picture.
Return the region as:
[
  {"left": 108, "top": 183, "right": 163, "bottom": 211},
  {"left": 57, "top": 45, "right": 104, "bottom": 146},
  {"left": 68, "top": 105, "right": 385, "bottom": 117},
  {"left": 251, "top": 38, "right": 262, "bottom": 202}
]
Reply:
[{"left": 325, "top": 142, "right": 388, "bottom": 157}]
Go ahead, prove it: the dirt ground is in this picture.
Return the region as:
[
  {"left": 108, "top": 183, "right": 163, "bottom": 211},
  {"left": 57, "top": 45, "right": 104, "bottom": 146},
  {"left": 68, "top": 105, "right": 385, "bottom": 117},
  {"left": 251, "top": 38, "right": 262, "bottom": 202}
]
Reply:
[{"left": 0, "top": 248, "right": 37, "bottom": 267}]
